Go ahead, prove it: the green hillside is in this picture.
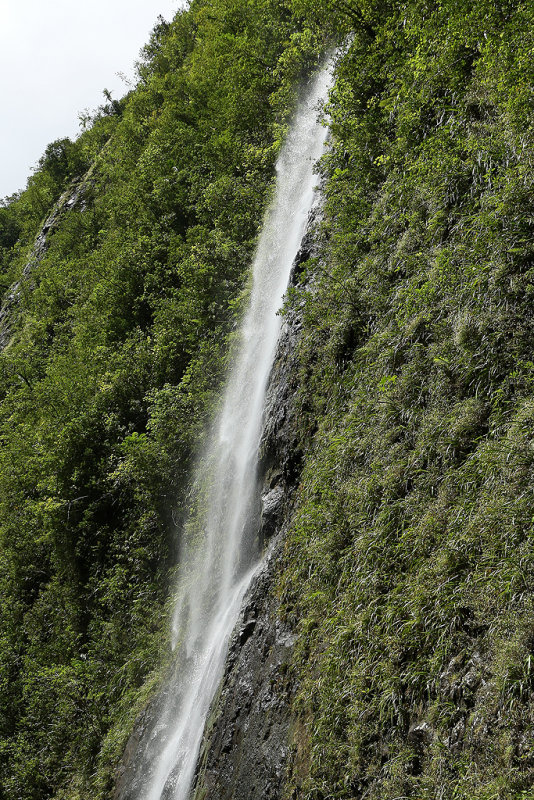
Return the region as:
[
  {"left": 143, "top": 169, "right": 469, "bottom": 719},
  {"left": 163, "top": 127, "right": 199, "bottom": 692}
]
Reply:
[
  {"left": 281, "top": 2, "right": 534, "bottom": 798},
  {"left": 1, "top": 1, "right": 534, "bottom": 798}
]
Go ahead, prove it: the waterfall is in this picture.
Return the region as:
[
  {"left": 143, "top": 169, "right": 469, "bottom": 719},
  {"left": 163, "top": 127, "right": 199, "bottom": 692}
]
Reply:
[{"left": 141, "top": 62, "right": 333, "bottom": 800}]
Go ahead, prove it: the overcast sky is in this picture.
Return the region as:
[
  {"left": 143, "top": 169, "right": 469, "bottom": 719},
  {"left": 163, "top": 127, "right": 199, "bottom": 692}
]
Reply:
[{"left": 0, "top": 0, "right": 186, "bottom": 200}]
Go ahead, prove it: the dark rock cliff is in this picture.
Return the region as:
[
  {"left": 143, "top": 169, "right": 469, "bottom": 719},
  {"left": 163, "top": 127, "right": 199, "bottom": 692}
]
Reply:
[{"left": 191, "top": 536, "right": 295, "bottom": 800}]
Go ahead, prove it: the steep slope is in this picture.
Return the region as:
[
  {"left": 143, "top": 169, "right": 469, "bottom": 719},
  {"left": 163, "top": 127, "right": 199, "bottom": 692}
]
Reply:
[
  {"left": 278, "top": 2, "right": 534, "bottom": 798},
  {"left": 190, "top": 3, "right": 534, "bottom": 799},
  {"left": 0, "top": 3, "right": 328, "bottom": 798},
  {"left": 3, "top": 1, "right": 534, "bottom": 799}
]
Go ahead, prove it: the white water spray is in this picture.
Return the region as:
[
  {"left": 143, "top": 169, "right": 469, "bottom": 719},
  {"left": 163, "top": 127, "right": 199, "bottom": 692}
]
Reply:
[{"left": 143, "top": 63, "right": 332, "bottom": 800}]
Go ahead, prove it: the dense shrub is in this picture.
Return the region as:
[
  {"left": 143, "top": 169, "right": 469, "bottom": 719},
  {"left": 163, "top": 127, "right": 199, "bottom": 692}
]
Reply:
[{"left": 281, "top": 2, "right": 534, "bottom": 798}]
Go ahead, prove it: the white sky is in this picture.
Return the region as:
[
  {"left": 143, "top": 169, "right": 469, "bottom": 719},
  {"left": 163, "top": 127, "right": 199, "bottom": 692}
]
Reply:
[{"left": 0, "top": 0, "right": 187, "bottom": 199}]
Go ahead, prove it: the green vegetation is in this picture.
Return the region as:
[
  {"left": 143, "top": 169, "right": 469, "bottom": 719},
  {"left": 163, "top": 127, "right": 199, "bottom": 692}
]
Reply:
[
  {"left": 280, "top": 1, "right": 534, "bottom": 798},
  {"left": 2, "top": 0, "right": 534, "bottom": 798}
]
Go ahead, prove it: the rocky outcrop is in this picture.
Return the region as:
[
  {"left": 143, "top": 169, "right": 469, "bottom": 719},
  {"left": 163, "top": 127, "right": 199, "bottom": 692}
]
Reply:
[{"left": 0, "top": 179, "right": 88, "bottom": 350}]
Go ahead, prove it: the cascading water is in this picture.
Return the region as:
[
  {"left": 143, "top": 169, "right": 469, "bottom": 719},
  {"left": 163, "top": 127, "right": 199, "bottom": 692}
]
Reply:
[{"left": 140, "top": 62, "right": 333, "bottom": 800}]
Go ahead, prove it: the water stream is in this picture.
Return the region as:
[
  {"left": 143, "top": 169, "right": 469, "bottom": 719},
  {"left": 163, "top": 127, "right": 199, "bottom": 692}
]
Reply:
[{"left": 142, "top": 62, "right": 332, "bottom": 800}]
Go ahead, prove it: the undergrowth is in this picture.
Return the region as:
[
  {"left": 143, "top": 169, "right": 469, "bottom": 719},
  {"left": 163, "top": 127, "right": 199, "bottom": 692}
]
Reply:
[{"left": 280, "top": 2, "right": 534, "bottom": 798}]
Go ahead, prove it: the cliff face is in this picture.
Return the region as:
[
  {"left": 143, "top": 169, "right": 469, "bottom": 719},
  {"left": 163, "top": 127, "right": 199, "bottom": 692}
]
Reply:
[
  {"left": 191, "top": 538, "right": 295, "bottom": 800},
  {"left": 3, "top": 3, "right": 534, "bottom": 800}
]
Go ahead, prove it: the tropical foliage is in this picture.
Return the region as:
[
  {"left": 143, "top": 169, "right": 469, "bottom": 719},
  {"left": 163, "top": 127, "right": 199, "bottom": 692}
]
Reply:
[
  {"left": 2, "top": 0, "right": 534, "bottom": 799},
  {"left": 281, "top": 1, "right": 534, "bottom": 798}
]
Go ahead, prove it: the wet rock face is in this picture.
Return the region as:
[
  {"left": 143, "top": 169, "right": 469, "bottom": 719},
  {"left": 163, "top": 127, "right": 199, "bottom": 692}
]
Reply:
[
  {"left": 191, "top": 538, "right": 295, "bottom": 800},
  {"left": 259, "top": 204, "right": 322, "bottom": 495}
]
